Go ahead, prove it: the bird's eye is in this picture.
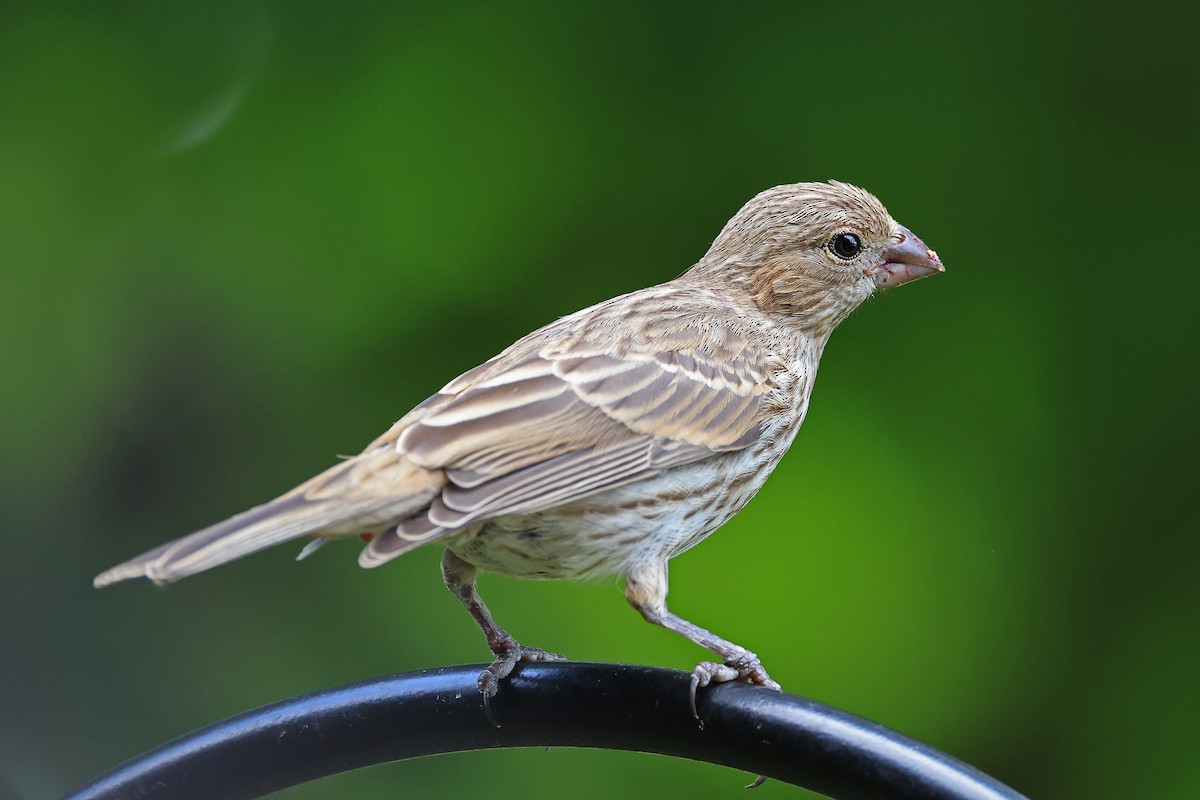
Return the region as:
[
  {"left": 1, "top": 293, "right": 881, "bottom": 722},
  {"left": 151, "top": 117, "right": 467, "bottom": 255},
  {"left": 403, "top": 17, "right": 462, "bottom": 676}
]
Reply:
[{"left": 827, "top": 232, "right": 862, "bottom": 261}]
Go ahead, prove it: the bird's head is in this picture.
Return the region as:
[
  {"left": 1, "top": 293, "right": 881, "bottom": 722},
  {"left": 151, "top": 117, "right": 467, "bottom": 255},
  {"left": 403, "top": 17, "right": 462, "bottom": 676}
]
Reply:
[{"left": 692, "top": 181, "right": 944, "bottom": 334}]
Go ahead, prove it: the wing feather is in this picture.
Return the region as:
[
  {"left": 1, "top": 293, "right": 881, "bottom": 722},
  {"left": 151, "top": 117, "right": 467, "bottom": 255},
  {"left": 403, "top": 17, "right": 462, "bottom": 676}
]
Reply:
[
  {"left": 395, "top": 306, "right": 777, "bottom": 533},
  {"left": 431, "top": 441, "right": 653, "bottom": 527}
]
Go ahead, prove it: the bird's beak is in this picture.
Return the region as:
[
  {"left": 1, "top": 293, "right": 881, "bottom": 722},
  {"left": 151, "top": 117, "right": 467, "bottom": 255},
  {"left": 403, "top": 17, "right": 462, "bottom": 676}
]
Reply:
[{"left": 869, "top": 225, "right": 944, "bottom": 289}]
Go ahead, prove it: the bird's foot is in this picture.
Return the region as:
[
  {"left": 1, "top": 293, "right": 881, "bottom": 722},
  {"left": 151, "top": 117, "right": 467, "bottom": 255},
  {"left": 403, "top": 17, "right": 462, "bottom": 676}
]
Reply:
[
  {"left": 478, "top": 642, "right": 565, "bottom": 697},
  {"left": 478, "top": 638, "right": 565, "bottom": 726},
  {"left": 688, "top": 652, "right": 781, "bottom": 719}
]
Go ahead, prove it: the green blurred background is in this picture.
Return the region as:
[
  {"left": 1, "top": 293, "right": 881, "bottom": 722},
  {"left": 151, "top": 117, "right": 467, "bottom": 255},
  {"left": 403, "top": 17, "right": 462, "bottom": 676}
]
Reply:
[{"left": 2, "top": 1, "right": 1196, "bottom": 797}]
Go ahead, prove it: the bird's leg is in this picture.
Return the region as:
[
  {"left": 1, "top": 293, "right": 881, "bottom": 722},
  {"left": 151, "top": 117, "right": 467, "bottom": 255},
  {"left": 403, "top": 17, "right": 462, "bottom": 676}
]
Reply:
[
  {"left": 625, "top": 561, "right": 781, "bottom": 718},
  {"left": 441, "top": 550, "right": 564, "bottom": 711}
]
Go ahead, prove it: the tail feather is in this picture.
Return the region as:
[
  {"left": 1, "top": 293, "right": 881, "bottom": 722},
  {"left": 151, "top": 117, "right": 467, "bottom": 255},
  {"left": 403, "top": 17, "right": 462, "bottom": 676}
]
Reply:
[{"left": 94, "top": 447, "right": 443, "bottom": 588}]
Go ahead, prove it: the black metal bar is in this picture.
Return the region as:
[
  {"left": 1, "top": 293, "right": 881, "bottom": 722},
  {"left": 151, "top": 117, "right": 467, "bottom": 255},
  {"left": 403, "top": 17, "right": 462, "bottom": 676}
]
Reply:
[{"left": 64, "top": 662, "right": 1027, "bottom": 800}]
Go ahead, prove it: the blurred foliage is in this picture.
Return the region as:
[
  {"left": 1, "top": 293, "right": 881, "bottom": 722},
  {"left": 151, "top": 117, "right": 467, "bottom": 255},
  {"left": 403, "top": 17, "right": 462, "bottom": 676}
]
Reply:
[{"left": 1, "top": 1, "right": 1196, "bottom": 798}]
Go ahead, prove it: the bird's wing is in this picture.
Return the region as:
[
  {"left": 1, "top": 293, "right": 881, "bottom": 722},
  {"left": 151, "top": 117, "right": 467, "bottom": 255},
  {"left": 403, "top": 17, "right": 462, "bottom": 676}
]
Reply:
[{"left": 394, "top": 318, "right": 775, "bottom": 532}]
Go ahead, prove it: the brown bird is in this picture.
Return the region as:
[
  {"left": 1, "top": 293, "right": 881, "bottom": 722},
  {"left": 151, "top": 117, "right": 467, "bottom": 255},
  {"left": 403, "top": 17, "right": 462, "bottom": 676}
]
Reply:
[{"left": 95, "top": 181, "right": 943, "bottom": 712}]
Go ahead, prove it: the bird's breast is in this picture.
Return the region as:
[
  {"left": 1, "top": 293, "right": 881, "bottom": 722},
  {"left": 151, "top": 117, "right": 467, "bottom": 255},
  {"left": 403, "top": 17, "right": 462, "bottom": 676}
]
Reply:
[
  {"left": 448, "top": 411, "right": 803, "bottom": 582},
  {"left": 447, "top": 353, "right": 817, "bottom": 581}
]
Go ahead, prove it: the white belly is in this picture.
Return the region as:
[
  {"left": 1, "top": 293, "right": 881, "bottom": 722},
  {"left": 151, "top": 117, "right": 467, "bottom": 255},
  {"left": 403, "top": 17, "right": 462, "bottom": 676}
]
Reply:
[{"left": 447, "top": 430, "right": 791, "bottom": 581}]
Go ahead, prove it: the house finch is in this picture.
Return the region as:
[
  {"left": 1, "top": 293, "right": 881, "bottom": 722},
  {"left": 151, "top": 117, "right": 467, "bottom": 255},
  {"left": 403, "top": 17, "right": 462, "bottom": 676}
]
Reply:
[{"left": 95, "top": 181, "right": 943, "bottom": 713}]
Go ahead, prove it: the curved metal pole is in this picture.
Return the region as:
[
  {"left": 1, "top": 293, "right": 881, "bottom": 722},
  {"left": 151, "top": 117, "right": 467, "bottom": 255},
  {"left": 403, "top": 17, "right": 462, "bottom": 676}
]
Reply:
[{"left": 64, "top": 663, "right": 1027, "bottom": 800}]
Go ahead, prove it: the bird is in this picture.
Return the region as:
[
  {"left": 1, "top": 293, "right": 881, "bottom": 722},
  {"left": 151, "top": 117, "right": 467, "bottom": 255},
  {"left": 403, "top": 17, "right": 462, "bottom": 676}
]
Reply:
[{"left": 95, "top": 180, "right": 943, "bottom": 715}]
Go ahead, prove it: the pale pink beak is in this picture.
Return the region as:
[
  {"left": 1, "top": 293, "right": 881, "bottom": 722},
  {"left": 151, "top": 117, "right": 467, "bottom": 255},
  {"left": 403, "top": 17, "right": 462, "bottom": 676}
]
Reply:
[{"left": 870, "top": 225, "right": 944, "bottom": 289}]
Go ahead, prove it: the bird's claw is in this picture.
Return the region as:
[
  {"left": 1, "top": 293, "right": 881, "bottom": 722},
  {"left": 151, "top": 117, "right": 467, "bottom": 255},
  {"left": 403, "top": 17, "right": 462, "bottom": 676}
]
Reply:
[
  {"left": 688, "top": 653, "right": 781, "bottom": 719},
  {"left": 478, "top": 641, "right": 565, "bottom": 727},
  {"left": 478, "top": 644, "right": 566, "bottom": 696}
]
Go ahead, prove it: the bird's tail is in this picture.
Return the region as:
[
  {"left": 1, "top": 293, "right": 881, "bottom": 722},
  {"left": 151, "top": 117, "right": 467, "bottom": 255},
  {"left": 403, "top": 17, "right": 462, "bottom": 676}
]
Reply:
[{"left": 93, "top": 446, "right": 442, "bottom": 588}]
